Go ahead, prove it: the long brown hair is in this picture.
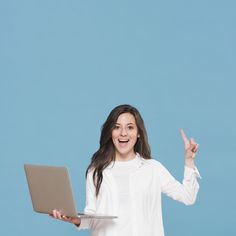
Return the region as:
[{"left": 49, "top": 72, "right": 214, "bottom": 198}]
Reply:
[{"left": 86, "top": 104, "right": 151, "bottom": 196}]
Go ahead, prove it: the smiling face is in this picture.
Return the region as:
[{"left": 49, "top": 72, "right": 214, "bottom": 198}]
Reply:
[{"left": 112, "top": 112, "right": 139, "bottom": 161}]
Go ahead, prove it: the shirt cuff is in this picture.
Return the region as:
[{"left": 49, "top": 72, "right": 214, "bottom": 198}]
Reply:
[
  {"left": 184, "top": 166, "right": 202, "bottom": 179},
  {"left": 75, "top": 218, "right": 91, "bottom": 230}
]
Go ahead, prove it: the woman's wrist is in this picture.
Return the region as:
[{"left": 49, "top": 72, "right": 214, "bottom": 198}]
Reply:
[
  {"left": 73, "top": 218, "right": 81, "bottom": 227},
  {"left": 185, "top": 159, "right": 195, "bottom": 169}
]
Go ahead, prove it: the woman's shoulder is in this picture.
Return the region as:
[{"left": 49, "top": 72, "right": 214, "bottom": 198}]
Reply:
[
  {"left": 86, "top": 167, "right": 96, "bottom": 180},
  {"left": 140, "top": 156, "right": 163, "bottom": 169}
]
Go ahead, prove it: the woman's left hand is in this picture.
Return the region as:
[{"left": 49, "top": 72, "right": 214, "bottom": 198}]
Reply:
[{"left": 180, "top": 128, "right": 199, "bottom": 168}]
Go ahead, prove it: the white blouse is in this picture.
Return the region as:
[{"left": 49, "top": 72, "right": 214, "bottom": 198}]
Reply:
[
  {"left": 110, "top": 156, "right": 140, "bottom": 236},
  {"left": 77, "top": 153, "right": 201, "bottom": 236}
]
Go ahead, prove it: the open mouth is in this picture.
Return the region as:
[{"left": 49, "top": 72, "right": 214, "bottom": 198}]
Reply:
[{"left": 118, "top": 139, "right": 129, "bottom": 144}]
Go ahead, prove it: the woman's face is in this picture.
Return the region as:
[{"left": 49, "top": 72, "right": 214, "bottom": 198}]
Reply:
[{"left": 112, "top": 112, "right": 139, "bottom": 161}]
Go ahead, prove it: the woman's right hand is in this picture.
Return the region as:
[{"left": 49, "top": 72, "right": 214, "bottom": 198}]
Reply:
[{"left": 50, "top": 209, "right": 81, "bottom": 227}]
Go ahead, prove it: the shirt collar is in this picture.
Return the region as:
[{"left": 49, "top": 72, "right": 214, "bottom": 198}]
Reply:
[{"left": 106, "top": 152, "right": 146, "bottom": 170}]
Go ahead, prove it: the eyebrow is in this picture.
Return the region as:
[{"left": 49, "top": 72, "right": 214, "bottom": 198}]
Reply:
[{"left": 115, "top": 123, "right": 135, "bottom": 125}]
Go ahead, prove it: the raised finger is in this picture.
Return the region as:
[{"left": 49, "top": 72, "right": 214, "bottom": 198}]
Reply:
[
  {"left": 180, "top": 128, "right": 189, "bottom": 147},
  {"left": 180, "top": 128, "right": 188, "bottom": 141}
]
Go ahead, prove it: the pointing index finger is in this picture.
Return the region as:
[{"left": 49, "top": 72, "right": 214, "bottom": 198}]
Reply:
[{"left": 180, "top": 128, "right": 188, "bottom": 144}]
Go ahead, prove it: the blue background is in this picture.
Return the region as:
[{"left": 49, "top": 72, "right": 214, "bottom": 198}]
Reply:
[{"left": 1, "top": 0, "right": 235, "bottom": 235}]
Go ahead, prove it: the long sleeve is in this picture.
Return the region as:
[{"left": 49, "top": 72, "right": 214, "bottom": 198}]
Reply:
[
  {"left": 77, "top": 171, "right": 97, "bottom": 230},
  {"left": 160, "top": 163, "right": 201, "bottom": 205}
]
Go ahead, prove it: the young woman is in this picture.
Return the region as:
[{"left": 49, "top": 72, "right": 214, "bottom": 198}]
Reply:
[{"left": 51, "top": 104, "right": 201, "bottom": 236}]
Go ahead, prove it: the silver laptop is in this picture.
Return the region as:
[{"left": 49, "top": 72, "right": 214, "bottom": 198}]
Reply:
[{"left": 24, "top": 164, "right": 117, "bottom": 219}]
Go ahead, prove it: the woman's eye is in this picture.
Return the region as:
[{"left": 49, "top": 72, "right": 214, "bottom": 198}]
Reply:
[
  {"left": 114, "top": 125, "right": 120, "bottom": 130},
  {"left": 127, "top": 126, "right": 134, "bottom": 130}
]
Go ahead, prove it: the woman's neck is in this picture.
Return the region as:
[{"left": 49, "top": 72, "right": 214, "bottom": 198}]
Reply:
[{"left": 115, "top": 151, "right": 136, "bottom": 162}]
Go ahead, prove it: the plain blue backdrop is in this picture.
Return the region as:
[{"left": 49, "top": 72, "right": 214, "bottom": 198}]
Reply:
[{"left": 1, "top": 0, "right": 235, "bottom": 235}]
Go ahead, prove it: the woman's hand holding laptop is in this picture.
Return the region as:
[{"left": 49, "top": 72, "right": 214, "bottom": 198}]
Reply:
[{"left": 50, "top": 209, "right": 81, "bottom": 227}]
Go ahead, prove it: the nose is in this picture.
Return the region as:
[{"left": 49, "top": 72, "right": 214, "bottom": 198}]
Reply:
[{"left": 121, "top": 127, "right": 127, "bottom": 136}]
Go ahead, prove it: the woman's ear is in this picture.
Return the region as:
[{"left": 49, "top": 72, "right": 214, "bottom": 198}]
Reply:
[{"left": 137, "top": 134, "right": 140, "bottom": 138}]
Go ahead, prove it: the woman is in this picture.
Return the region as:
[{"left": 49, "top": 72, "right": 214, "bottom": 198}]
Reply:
[{"left": 51, "top": 104, "right": 201, "bottom": 236}]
